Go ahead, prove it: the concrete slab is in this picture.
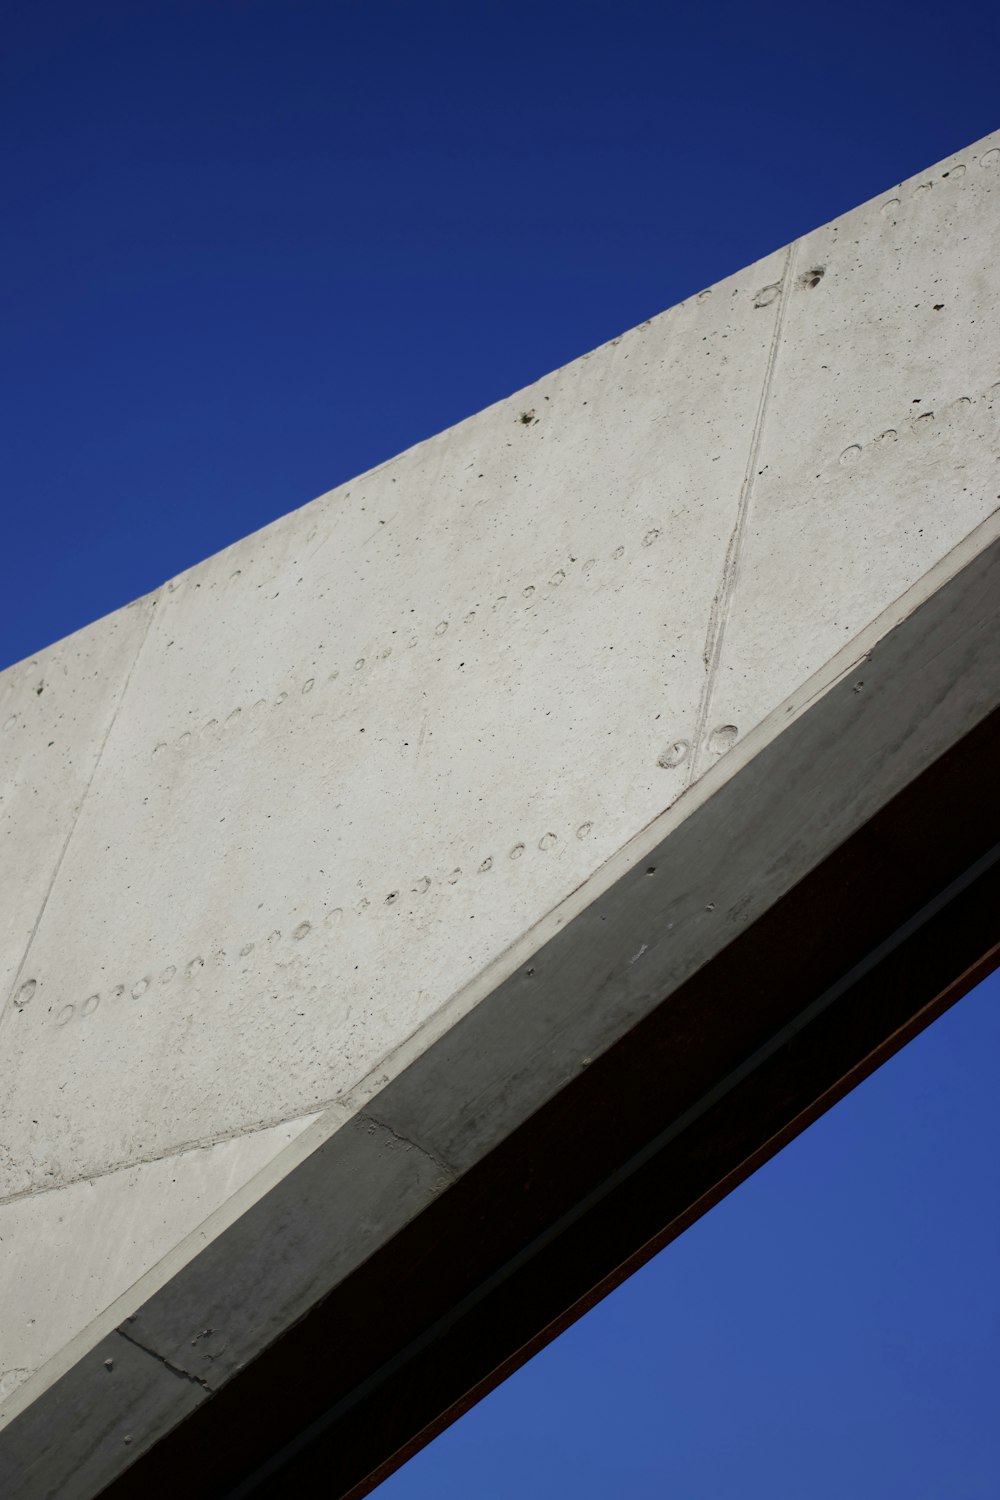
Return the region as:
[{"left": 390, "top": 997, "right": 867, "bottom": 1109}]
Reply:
[
  {"left": 692, "top": 137, "right": 1000, "bottom": 775},
  {"left": 0, "top": 1325, "right": 204, "bottom": 1500},
  {"left": 0, "top": 243, "right": 788, "bottom": 1200},
  {"left": 0, "top": 600, "right": 152, "bottom": 1020},
  {"left": 4, "top": 519, "right": 997, "bottom": 1500},
  {"left": 0, "top": 1115, "right": 318, "bottom": 1406},
  {"left": 1, "top": 125, "right": 999, "bottom": 1499}
]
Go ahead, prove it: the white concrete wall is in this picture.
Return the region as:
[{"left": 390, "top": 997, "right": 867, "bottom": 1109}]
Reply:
[{"left": 2, "top": 126, "right": 999, "bottom": 1413}]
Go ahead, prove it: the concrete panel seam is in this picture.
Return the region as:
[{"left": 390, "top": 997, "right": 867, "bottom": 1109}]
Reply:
[
  {"left": 359, "top": 1110, "right": 458, "bottom": 1181},
  {"left": 0, "top": 1102, "right": 334, "bottom": 1208},
  {"left": 686, "top": 238, "right": 799, "bottom": 783},
  {"left": 0, "top": 593, "right": 162, "bottom": 1035},
  {"left": 116, "top": 1326, "right": 214, "bottom": 1395}
]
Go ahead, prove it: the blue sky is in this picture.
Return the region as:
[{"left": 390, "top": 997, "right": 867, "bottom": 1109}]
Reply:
[{"left": 3, "top": 3, "right": 998, "bottom": 1494}]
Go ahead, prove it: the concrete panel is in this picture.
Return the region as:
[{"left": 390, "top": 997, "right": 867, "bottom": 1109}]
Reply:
[
  {"left": 1, "top": 124, "right": 999, "bottom": 1498},
  {"left": 693, "top": 136, "right": 1000, "bottom": 774},
  {"left": 0, "top": 1116, "right": 451, "bottom": 1499},
  {"left": 0, "top": 244, "right": 787, "bottom": 1198},
  {"left": 3, "top": 518, "right": 996, "bottom": 1500},
  {"left": 0, "top": 600, "right": 153, "bottom": 1017},
  {"left": 0, "top": 1328, "right": 204, "bottom": 1500},
  {"left": 121, "top": 523, "right": 999, "bottom": 1388},
  {"left": 0, "top": 1115, "right": 318, "bottom": 1404},
  {"left": 122, "top": 1112, "right": 452, "bottom": 1391}
]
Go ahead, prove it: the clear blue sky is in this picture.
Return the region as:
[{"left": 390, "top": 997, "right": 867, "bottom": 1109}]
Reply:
[{"left": 3, "top": 3, "right": 998, "bottom": 1494}]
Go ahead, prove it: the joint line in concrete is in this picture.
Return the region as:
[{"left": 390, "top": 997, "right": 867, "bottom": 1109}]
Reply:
[
  {"left": 359, "top": 1110, "right": 458, "bottom": 1181},
  {"left": 686, "top": 238, "right": 799, "bottom": 786},
  {"left": 0, "top": 593, "right": 163, "bottom": 1037},
  {"left": 116, "top": 1325, "right": 214, "bottom": 1394},
  {"left": 0, "top": 1100, "right": 331, "bottom": 1208}
]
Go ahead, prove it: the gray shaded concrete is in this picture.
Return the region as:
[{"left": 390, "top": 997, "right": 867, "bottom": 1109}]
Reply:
[
  {"left": 0, "top": 1116, "right": 318, "bottom": 1406},
  {"left": 1, "top": 126, "right": 999, "bottom": 1494}
]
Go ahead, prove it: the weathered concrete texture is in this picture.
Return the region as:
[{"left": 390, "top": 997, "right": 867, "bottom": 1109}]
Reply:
[
  {"left": 119, "top": 526, "right": 1000, "bottom": 1385},
  {"left": 0, "top": 600, "right": 152, "bottom": 1017},
  {"left": 0, "top": 1115, "right": 318, "bottom": 1405},
  {"left": 2, "top": 1324, "right": 205, "bottom": 1500},
  {"left": 365, "top": 524, "right": 1000, "bottom": 1177},
  {"left": 694, "top": 150, "right": 1000, "bottom": 775},
  {"left": 1, "top": 124, "right": 999, "bottom": 1445},
  {"left": 2, "top": 521, "right": 997, "bottom": 1500},
  {"left": 0, "top": 1112, "right": 454, "bottom": 1497},
  {"left": 0, "top": 241, "right": 788, "bottom": 1202}
]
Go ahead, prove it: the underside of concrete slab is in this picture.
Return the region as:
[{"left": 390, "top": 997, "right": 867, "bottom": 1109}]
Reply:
[{"left": 1, "top": 127, "right": 999, "bottom": 1499}]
